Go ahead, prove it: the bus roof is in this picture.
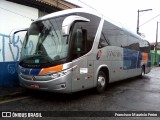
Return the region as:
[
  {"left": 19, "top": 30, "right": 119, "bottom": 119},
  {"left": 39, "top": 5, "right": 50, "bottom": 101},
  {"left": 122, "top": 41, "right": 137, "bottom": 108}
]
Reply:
[
  {"left": 35, "top": 8, "right": 147, "bottom": 42},
  {"left": 36, "top": 8, "right": 102, "bottom": 21}
]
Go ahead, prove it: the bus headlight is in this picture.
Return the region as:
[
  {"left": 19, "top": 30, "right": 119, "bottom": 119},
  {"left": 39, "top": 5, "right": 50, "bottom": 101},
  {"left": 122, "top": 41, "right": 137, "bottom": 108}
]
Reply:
[{"left": 50, "top": 65, "right": 77, "bottom": 79}]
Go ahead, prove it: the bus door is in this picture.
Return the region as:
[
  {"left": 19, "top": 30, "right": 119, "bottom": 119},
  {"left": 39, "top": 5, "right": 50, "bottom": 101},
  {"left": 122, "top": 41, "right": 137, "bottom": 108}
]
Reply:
[{"left": 71, "top": 28, "right": 93, "bottom": 92}]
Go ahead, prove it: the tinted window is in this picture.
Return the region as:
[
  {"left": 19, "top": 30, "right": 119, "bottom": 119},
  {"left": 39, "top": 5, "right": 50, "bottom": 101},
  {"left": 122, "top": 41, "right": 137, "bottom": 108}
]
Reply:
[
  {"left": 98, "top": 32, "right": 109, "bottom": 48},
  {"left": 102, "top": 21, "right": 127, "bottom": 47},
  {"left": 101, "top": 20, "right": 150, "bottom": 53},
  {"left": 126, "top": 36, "right": 150, "bottom": 53},
  {"left": 139, "top": 40, "right": 150, "bottom": 53},
  {"left": 70, "top": 13, "right": 101, "bottom": 60},
  {"left": 127, "top": 35, "right": 140, "bottom": 51}
]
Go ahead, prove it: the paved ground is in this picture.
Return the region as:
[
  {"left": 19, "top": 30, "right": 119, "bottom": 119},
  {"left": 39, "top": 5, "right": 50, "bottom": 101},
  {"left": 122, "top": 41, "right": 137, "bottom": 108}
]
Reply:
[{"left": 0, "top": 67, "right": 160, "bottom": 120}]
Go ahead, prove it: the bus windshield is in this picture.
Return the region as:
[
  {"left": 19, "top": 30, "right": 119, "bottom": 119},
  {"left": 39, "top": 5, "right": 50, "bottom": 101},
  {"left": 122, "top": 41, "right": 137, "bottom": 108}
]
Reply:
[{"left": 20, "top": 16, "right": 69, "bottom": 67}]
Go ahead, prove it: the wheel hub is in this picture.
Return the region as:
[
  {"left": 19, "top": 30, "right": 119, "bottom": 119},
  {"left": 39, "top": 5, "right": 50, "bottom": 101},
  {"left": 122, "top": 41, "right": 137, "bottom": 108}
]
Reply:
[{"left": 98, "top": 76, "right": 105, "bottom": 88}]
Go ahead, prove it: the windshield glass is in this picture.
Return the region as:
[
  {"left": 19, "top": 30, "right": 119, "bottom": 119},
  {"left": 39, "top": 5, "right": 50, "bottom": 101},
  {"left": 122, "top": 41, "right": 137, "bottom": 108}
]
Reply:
[{"left": 20, "top": 16, "right": 69, "bottom": 66}]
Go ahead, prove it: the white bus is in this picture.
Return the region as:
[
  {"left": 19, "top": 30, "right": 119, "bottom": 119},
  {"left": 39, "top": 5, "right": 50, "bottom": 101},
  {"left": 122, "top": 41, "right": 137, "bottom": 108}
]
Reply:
[{"left": 14, "top": 8, "right": 151, "bottom": 93}]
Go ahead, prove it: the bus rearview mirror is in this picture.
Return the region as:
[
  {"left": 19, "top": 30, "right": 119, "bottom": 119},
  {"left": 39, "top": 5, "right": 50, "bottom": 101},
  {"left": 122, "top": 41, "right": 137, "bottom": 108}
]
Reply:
[
  {"left": 9, "top": 28, "right": 28, "bottom": 44},
  {"left": 62, "top": 15, "right": 90, "bottom": 36}
]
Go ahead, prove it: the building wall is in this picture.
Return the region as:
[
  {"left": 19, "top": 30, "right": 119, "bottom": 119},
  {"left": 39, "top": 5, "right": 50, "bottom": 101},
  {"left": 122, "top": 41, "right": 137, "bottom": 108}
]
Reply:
[{"left": 0, "top": 0, "right": 38, "bottom": 86}]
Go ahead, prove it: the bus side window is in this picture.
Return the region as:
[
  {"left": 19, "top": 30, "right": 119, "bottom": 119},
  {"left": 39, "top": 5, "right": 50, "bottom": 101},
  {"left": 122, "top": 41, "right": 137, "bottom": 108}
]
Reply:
[
  {"left": 98, "top": 32, "right": 109, "bottom": 48},
  {"left": 73, "top": 28, "right": 87, "bottom": 56}
]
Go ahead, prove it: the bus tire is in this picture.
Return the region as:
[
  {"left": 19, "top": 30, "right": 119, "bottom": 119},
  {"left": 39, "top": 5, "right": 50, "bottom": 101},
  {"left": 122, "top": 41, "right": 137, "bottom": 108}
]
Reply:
[{"left": 96, "top": 71, "right": 106, "bottom": 93}]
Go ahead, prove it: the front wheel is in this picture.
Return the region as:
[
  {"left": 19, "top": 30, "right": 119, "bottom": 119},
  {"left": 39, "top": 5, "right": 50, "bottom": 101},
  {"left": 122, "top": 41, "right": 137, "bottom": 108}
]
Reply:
[{"left": 96, "top": 71, "right": 107, "bottom": 93}]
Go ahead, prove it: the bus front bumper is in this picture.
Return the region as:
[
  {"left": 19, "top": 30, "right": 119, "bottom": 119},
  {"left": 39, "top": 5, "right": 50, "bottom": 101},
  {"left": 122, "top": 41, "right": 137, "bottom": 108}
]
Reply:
[{"left": 19, "top": 73, "right": 72, "bottom": 93}]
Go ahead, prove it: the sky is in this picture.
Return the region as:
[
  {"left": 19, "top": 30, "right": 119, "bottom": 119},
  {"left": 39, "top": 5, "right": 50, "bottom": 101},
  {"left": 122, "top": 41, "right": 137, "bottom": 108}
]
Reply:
[{"left": 66, "top": 0, "right": 160, "bottom": 43}]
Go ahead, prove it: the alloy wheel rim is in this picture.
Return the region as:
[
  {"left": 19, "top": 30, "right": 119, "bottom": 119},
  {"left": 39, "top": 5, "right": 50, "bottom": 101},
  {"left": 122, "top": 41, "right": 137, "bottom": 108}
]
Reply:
[{"left": 98, "top": 76, "right": 105, "bottom": 88}]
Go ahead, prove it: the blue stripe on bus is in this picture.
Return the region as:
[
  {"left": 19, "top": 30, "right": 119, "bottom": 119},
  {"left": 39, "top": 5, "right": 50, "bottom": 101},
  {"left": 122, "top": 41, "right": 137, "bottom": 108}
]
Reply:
[
  {"left": 20, "top": 68, "right": 41, "bottom": 75},
  {"left": 20, "top": 68, "right": 30, "bottom": 75},
  {"left": 137, "top": 51, "right": 142, "bottom": 68},
  {"left": 123, "top": 48, "right": 140, "bottom": 70},
  {"left": 30, "top": 69, "right": 41, "bottom": 75},
  {"left": 123, "top": 48, "right": 151, "bottom": 69}
]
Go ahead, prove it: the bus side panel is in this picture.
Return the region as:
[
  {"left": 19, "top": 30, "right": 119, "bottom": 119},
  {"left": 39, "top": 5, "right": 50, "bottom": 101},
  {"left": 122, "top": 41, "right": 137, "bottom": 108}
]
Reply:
[
  {"left": 71, "top": 57, "right": 94, "bottom": 92},
  {"left": 106, "top": 47, "right": 124, "bottom": 82},
  {"left": 123, "top": 48, "right": 141, "bottom": 78},
  {"left": 93, "top": 47, "right": 151, "bottom": 85},
  {"left": 93, "top": 46, "right": 125, "bottom": 83}
]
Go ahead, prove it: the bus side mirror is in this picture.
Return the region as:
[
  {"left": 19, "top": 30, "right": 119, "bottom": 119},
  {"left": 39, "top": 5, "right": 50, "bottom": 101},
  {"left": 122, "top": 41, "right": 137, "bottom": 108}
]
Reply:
[
  {"left": 9, "top": 28, "right": 28, "bottom": 44},
  {"left": 62, "top": 15, "right": 90, "bottom": 36}
]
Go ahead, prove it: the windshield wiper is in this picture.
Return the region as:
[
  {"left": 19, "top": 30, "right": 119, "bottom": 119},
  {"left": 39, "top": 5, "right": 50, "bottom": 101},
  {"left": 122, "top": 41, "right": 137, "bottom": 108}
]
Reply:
[{"left": 48, "top": 19, "right": 60, "bottom": 44}]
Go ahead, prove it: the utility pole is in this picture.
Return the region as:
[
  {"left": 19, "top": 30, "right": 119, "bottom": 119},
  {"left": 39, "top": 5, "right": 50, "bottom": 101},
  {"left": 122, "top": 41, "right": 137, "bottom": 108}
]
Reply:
[
  {"left": 154, "top": 22, "right": 159, "bottom": 65},
  {"left": 137, "top": 10, "right": 140, "bottom": 35}
]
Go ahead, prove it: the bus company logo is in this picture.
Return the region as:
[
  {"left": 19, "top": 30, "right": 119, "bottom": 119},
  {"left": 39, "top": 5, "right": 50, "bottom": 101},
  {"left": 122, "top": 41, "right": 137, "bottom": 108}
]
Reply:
[
  {"left": 31, "top": 76, "right": 36, "bottom": 81},
  {"left": 2, "top": 112, "right": 11, "bottom": 117},
  {"left": 96, "top": 50, "right": 102, "bottom": 60}
]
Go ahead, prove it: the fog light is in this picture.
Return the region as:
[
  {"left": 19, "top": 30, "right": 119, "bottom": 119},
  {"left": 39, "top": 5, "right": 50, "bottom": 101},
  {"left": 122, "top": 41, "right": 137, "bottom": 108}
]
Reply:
[{"left": 61, "top": 83, "right": 66, "bottom": 88}]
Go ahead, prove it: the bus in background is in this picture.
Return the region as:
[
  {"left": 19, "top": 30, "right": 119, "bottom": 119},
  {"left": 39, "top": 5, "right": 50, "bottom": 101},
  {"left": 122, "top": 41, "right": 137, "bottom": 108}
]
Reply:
[{"left": 11, "top": 8, "right": 151, "bottom": 93}]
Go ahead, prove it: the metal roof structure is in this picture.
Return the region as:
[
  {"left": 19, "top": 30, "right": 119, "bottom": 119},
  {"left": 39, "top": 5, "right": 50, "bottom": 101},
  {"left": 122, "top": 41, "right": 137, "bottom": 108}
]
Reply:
[{"left": 6, "top": 0, "right": 80, "bottom": 13}]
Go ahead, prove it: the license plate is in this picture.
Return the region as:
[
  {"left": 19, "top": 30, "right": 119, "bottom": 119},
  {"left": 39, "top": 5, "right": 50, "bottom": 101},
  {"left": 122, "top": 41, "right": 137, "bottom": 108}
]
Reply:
[{"left": 31, "top": 84, "right": 39, "bottom": 88}]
